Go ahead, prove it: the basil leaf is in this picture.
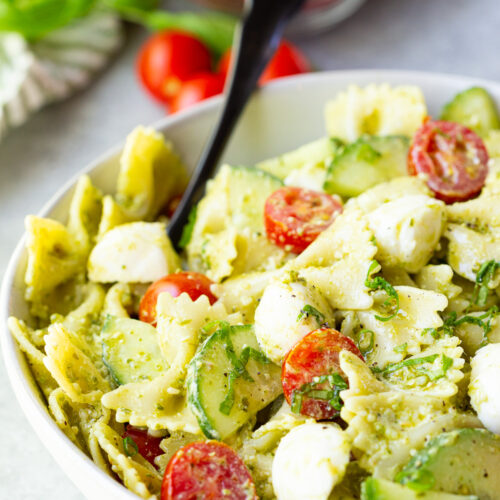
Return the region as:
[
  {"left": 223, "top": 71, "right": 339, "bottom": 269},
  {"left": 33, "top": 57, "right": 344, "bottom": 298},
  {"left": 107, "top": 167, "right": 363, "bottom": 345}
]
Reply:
[{"left": 123, "top": 436, "right": 138, "bottom": 457}]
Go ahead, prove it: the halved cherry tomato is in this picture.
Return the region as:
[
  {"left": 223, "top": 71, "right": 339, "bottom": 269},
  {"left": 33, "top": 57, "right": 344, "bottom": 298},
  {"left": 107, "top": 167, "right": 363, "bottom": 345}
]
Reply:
[
  {"left": 137, "top": 31, "right": 211, "bottom": 104},
  {"left": 281, "top": 328, "right": 363, "bottom": 420},
  {"left": 408, "top": 119, "right": 489, "bottom": 204},
  {"left": 122, "top": 426, "right": 163, "bottom": 467},
  {"left": 169, "top": 72, "right": 225, "bottom": 113},
  {"left": 162, "top": 441, "right": 258, "bottom": 500},
  {"left": 264, "top": 186, "right": 343, "bottom": 254},
  {"left": 139, "top": 272, "right": 217, "bottom": 325},
  {"left": 260, "top": 40, "right": 312, "bottom": 85},
  {"left": 218, "top": 40, "right": 311, "bottom": 85}
]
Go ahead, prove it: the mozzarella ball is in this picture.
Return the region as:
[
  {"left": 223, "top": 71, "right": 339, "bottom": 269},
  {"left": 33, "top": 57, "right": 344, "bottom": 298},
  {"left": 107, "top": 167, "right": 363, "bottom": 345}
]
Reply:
[
  {"left": 88, "top": 222, "right": 179, "bottom": 283},
  {"left": 469, "top": 343, "right": 500, "bottom": 434},
  {"left": 254, "top": 280, "right": 333, "bottom": 364},
  {"left": 366, "top": 194, "right": 445, "bottom": 273},
  {"left": 272, "top": 423, "right": 350, "bottom": 500}
]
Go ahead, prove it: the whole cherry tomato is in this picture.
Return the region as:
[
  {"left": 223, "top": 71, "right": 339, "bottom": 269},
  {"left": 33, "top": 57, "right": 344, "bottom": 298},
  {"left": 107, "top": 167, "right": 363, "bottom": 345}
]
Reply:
[
  {"left": 169, "top": 72, "right": 225, "bottom": 113},
  {"left": 408, "top": 119, "right": 489, "bottom": 204},
  {"left": 162, "top": 441, "right": 258, "bottom": 500},
  {"left": 264, "top": 186, "right": 343, "bottom": 254},
  {"left": 137, "top": 31, "right": 211, "bottom": 104},
  {"left": 139, "top": 272, "right": 217, "bottom": 325},
  {"left": 122, "top": 426, "right": 163, "bottom": 467},
  {"left": 281, "top": 328, "right": 364, "bottom": 420},
  {"left": 218, "top": 40, "right": 311, "bottom": 85}
]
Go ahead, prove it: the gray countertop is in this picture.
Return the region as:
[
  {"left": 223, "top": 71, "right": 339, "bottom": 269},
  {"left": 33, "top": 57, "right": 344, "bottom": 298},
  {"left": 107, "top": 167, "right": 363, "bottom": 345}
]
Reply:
[{"left": 1, "top": 0, "right": 500, "bottom": 497}]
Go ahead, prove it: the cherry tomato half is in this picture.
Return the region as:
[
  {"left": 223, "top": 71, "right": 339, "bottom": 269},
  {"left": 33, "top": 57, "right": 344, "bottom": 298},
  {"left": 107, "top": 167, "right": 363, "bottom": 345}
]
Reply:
[
  {"left": 218, "top": 40, "right": 311, "bottom": 85},
  {"left": 169, "top": 72, "right": 225, "bottom": 113},
  {"left": 139, "top": 272, "right": 217, "bottom": 325},
  {"left": 137, "top": 31, "right": 211, "bottom": 104},
  {"left": 408, "top": 119, "right": 489, "bottom": 204},
  {"left": 162, "top": 441, "right": 258, "bottom": 500},
  {"left": 264, "top": 187, "right": 343, "bottom": 254},
  {"left": 281, "top": 328, "right": 363, "bottom": 420},
  {"left": 122, "top": 426, "right": 163, "bottom": 467}
]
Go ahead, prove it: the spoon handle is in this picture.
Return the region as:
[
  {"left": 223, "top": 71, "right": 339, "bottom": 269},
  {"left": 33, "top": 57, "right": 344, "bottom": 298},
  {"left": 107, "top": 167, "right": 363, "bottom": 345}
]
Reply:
[{"left": 168, "top": 0, "right": 306, "bottom": 248}]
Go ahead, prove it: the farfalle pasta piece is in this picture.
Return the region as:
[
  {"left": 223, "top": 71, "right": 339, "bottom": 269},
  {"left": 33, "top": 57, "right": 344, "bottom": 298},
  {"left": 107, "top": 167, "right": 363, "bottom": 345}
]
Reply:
[
  {"left": 93, "top": 422, "right": 162, "bottom": 499},
  {"left": 325, "top": 84, "right": 427, "bottom": 142},
  {"left": 339, "top": 351, "right": 480, "bottom": 479},
  {"left": 380, "top": 336, "right": 465, "bottom": 399},
  {"left": 445, "top": 223, "right": 500, "bottom": 285},
  {"left": 43, "top": 323, "right": 110, "bottom": 404},
  {"left": 24, "top": 215, "right": 84, "bottom": 312},
  {"left": 102, "top": 282, "right": 135, "bottom": 318},
  {"left": 67, "top": 175, "right": 103, "bottom": 257},
  {"left": 289, "top": 207, "right": 378, "bottom": 310},
  {"left": 414, "top": 264, "right": 463, "bottom": 301},
  {"left": 8, "top": 317, "right": 57, "bottom": 398},
  {"left": 347, "top": 176, "right": 431, "bottom": 214},
  {"left": 116, "top": 126, "right": 187, "bottom": 220},
  {"left": 48, "top": 388, "right": 111, "bottom": 473},
  {"left": 357, "top": 286, "right": 448, "bottom": 368},
  {"left": 97, "top": 194, "right": 135, "bottom": 238},
  {"left": 212, "top": 270, "right": 281, "bottom": 324}
]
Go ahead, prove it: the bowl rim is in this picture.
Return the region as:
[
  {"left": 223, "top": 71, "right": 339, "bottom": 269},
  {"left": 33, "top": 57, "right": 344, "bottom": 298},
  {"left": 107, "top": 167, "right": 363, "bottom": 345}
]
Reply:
[{"left": 3, "top": 68, "right": 500, "bottom": 499}]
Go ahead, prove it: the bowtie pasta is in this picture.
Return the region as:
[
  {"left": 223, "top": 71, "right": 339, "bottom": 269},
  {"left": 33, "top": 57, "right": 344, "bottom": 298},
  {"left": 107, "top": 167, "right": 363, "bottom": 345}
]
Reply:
[{"left": 9, "top": 85, "right": 500, "bottom": 500}]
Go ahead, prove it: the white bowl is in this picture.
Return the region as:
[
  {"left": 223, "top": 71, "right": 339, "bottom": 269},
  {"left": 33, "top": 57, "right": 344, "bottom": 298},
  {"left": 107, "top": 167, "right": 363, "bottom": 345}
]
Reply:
[{"left": 3, "top": 70, "right": 500, "bottom": 499}]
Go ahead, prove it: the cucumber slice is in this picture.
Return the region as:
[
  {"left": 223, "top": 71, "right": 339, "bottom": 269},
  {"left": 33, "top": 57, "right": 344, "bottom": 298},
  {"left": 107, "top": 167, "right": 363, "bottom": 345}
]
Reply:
[
  {"left": 257, "top": 137, "right": 344, "bottom": 180},
  {"left": 324, "top": 136, "right": 409, "bottom": 197},
  {"left": 396, "top": 428, "right": 500, "bottom": 498},
  {"left": 101, "top": 316, "right": 167, "bottom": 385},
  {"left": 440, "top": 87, "right": 500, "bottom": 137},
  {"left": 187, "top": 324, "right": 282, "bottom": 440},
  {"left": 361, "top": 478, "right": 478, "bottom": 500}
]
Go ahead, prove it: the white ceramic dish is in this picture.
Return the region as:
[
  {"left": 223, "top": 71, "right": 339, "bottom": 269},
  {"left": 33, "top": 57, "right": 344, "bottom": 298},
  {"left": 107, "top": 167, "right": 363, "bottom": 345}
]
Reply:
[{"left": 3, "top": 70, "right": 500, "bottom": 500}]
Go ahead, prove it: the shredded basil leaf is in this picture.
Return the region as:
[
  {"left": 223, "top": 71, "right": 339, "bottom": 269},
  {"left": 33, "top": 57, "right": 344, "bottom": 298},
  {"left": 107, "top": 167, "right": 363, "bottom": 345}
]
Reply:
[
  {"left": 297, "top": 304, "right": 325, "bottom": 324},
  {"left": 471, "top": 260, "right": 500, "bottom": 307},
  {"left": 123, "top": 436, "right": 138, "bottom": 457},
  {"left": 425, "top": 307, "right": 499, "bottom": 344},
  {"left": 355, "top": 329, "right": 375, "bottom": 357},
  {"left": 365, "top": 260, "right": 400, "bottom": 321},
  {"left": 291, "top": 373, "right": 348, "bottom": 414},
  {"left": 374, "top": 354, "right": 440, "bottom": 376},
  {"left": 218, "top": 327, "right": 271, "bottom": 416}
]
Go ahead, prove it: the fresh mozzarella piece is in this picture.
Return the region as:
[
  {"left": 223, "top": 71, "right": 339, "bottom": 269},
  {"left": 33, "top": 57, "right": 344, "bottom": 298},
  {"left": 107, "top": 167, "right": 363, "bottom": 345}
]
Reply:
[
  {"left": 469, "top": 343, "right": 500, "bottom": 434},
  {"left": 88, "top": 222, "right": 180, "bottom": 283},
  {"left": 272, "top": 423, "right": 350, "bottom": 500},
  {"left": 366, "top": 194, "right": 444, "bottom": 273},
  {"left": 254, "top": 280, "right": 333, "bottom": 364}
]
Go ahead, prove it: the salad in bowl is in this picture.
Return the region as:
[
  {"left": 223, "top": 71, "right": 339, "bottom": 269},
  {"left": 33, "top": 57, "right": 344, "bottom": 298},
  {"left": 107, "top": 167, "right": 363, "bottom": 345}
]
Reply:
[{"left": 6, "top": 81, "right": 500, "bottom": 500}]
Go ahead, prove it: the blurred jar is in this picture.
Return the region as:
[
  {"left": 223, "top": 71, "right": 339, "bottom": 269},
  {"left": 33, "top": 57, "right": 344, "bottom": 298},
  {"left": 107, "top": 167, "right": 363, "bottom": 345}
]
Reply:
[{"left": 191, "top": 0, "right": 366, "bottom": 37}]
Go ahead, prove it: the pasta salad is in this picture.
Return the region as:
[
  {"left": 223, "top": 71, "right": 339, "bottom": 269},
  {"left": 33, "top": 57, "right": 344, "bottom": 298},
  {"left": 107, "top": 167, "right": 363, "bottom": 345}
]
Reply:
[{"left": 9, "top": 84, "right": 500, "bottom": 500}]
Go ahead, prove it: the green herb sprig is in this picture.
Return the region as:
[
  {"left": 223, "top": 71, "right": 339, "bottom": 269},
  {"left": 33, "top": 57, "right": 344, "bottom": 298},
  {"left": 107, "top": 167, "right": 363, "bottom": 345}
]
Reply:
[
  {"left": 297, "top": 304, "right": 325, "bottom": 325},
  {"left": 218, "top": 325, "right": 271, "bottom": 416},
  {"left": 123, "top": 436, "right": 138, "bottom": 457},
  {"left": 471, "top": 260, "right": 500, "bottom": 307},
  {"left": 365, "top": 260, "right": 400, "bottom": 322},
  {"left": 291, "top": 373, "right": 348, "bottom": 415}
]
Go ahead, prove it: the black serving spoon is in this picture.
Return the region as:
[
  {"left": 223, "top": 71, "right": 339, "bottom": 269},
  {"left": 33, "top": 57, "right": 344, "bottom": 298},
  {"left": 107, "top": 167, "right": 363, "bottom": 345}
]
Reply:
[{"left": 167, "top": 0, "right": 307, "bottom": 249}]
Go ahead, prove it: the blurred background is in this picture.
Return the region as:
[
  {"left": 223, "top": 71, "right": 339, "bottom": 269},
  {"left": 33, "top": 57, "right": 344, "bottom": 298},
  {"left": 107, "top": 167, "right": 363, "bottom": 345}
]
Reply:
[{"left": 1, "top": 0, "right": 500, "bottom": 497}]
